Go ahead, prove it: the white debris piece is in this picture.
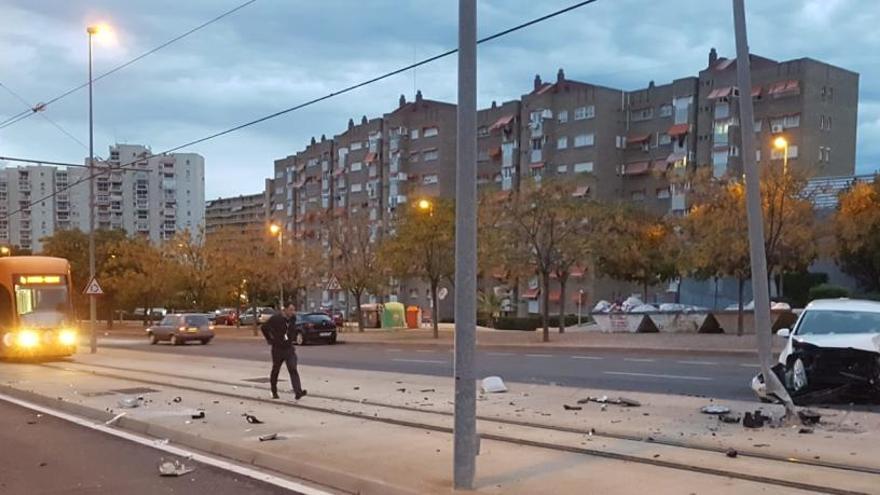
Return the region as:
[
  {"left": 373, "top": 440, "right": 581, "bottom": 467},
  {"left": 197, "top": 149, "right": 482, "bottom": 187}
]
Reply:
[
  {"left": 592, "top": 300, "right": 612, "bottom": 313},
  {"left": 481, "top": 376, "right": 508, "bottom": 394},
  {"left": 158, "top": 459, "right": 195, "bottom": 477},
  {"left": 117, "top": 397, "right": 142, "bottom": 409},
  {"left": 629, "top": 304, "right": 658, "bottom": 313},
  {"left": 105, "top": 413, "right": 126, "bottom": 425}
]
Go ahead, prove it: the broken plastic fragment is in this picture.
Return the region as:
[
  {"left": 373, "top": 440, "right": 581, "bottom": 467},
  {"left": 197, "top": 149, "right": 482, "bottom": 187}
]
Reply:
[
  {"left": 420, "top": 388, "right": 435, "bottom": 393},
  {"left": 191, "top": 411, "right": 205, "bottom": 420},
  {"left": 743, "top": 412, "right": 765, "bottom": 428},
  {"left": 244, "top": 414, "right": 264, "bottom": 424},
  {"left": 798, "top": 409, "right": 821, "bottom": 425},
  {"left": 158, "top": 459, "right": 195, "bottom": 477},
  {"left": 105, "top": 413, "right": 126, "bottom": 426},
  {"left": 172, "top": 397, "right": 182, "bottom": 403},
  {"left": 726, "top": 448, "right": 738, "bottom": 458},
  {"left": 117, "top": 397, "right": 142, "bottom": 409},
  {"left": 563, "top": 404, "right": 582, "bottom": 411},
  {"left": 701, "top": 405, "right": 731, "bottom": 415},
  {"left": 258, "top": 433, "right": 279, "bottom": 442},
  {"left": 798, "top": 427, "right": 814, "bottom": 434},
  {"left": 718, "top": 413, "right": 742, "bottom": 424},
  {"left": 481, "top": 376, "right": 507, "bottom": 394}
]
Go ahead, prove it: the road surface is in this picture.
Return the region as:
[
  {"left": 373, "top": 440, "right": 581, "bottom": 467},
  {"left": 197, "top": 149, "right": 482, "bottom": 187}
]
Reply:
[
  {"left": 98, "top": 336, "right": 761, "bottom": 401},
  {"left": 0, "top": 398, "right": 304, "bottom": 494}
]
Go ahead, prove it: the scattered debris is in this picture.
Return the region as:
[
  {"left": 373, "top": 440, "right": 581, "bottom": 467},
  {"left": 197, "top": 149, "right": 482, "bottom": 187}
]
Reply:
[
  {"left": 191, "top": 411, "right": 205, "bottom": 420},
  {"left": 701, "top": 405, "right": 731, "bottom": 415},
  {"left": 105, "top": 413, "right": 126, "bottom": 426},
  {"left": 578, "top": 396, "right": 642, "bottom": 407},
  {"left": 753, "top": 443, "right": 771, "bottom": 448},
  {"left": 39, "top": 462, "right": 48, "bottom": 467},
  {"left": 798, "top": 427, "right": 814, "bottom": 434},
  {"left": 258, "top": 433, "right": 279, "bottom": 442},
  {"left": 726, "top": 448, "right": 738, "bottom": 458},
  {"left": 420, "top": 388, "right": 435, "bottom": 393},
  {"left": 718, "top": 413, "right": 742, "bottom": 424},
  {"left": 353, "top": 387, "right": 360, "bottom": 391},
  {"left": 158, "top": 459, "right": 195, "bottom": 477},
  {"left": 481, "top": 376, "right": 507, "bottom": 394},
  {"left": 117, "top": 397, "right": 142, "bottom": 409},
  {"left": 563, "top": 405, "right": 582, "bottom": 411},
  {"left": 798, "top": 409, "right": 822, "bottom": 425},
  {"left": 396, "top": 388, "right": 406, "bottom": 393},
  {"left": 742, "top": 410, "right": 772, "bottom": 429},
  {"left": 244, "top": 414, "right": 263, "bottom": 425},
  {"left": 172, "top": 397, "right": 182, "bottom": 403}
]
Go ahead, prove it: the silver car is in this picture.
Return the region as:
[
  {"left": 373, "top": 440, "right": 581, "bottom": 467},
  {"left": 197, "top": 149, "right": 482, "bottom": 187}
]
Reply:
[{"left": 147, "top": 313, "right": 215, "bottom": 345}]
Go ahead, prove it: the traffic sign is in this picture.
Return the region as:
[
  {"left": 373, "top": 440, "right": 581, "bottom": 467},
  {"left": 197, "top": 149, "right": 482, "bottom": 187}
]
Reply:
[
  {"left": 324, "top": 276, "right": 341, "bottom": 291},
  {"left": 83, "top": 278, "right": 104, "bottom": 295}
]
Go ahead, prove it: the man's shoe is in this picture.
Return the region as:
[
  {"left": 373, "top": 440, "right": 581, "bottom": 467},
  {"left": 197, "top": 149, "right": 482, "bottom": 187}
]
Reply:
[
  {"left": 295, "top": 390, "right": 308, "bottom": 400},
  {"left": 271, "top": 393, "right": 280, "bottom": 399}
]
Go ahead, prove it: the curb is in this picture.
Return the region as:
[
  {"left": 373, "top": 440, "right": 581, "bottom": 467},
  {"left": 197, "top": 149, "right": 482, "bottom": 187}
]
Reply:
[{"left": 0, "top": 384, "right": 421, "bottom": 495}]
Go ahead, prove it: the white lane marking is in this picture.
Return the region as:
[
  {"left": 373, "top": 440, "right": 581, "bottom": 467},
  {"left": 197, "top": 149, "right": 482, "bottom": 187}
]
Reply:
[
  {"left": 525, "top": 354, "right": 553, "bottom": 358},
  {"left": 0, "top": 393, "right": 334, "bottom": 495},
  {"left": 391, "top": 358, "right": 446, "bottom": 364},
  {"left": 603, "top": 371, "right": 712, "bottom": 381},
  {"left": 487, "top": 352, "right": 514, "bottom": 357},
  {"left": 386, "top": 349, "right": 403, "bottom": 353},
  {"left": 571, "top": 356, "right": 604, "bottom": 360},
  {"left": 739, "top": 363, "right": 761, "bottom": 368},
  {"left": 415, "top": 350, "right": 436, "bottom": 354},
  {"left": 623, "top": 358, "right": 655, "bottom": 363},
  {"left": 676, "top": 360, "right": 719, "bottom": 366}
]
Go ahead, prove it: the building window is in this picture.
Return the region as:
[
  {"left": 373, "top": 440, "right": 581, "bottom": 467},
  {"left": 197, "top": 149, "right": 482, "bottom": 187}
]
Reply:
[
  {"left": 819, "top": 115, "right": 833, "bottom": 131},
  {"left": 409, "top": 151, "right": 420, "bottom": 163},
  {"left": 557, "top": 110, "right": 568, "bottom": 123},
  {"left": 574, "top": 105, "right": 595, "bottom": 120},
  {"left": 557, "top": 165, "right": 568, "bottom": 174},
  {"left": 658, "top": 133, "right": 672, "bottom": 146},
  {"left": 351, "top": 183, "right": 363, "bottom": 193},
  {"left": 714, "top": 121, "right": 730, "bottom": 146},
  {"left": 422, "top": 149, "right": 439, "bottom": 161},
  {"left": 630, "top": 190, "right": 646, "bottom": 201},
  {"left": 771, "top": 145, "right": 799, "bottom": 160},
  {"left": 783, "top": 114, "right": 800, "bottom": 128},
  {"left": 615, "top": 136, "right": 626, "bottom": 149},
  {"left": 478, "top": 126, "right": 489, "bottom": 137},
  {"left": 557, "top": 137, "right": 568, "bottom": 150},
  {"left": 574, "top": 133, "right": 594, "bottom": 148},
  {"left": 573, "top": 162, "right": 594, "bottom": 174},
  {"left": 422, "top": 174, "right": 439, "bottom": 185},
  {"left": 753, "top": 119, "right": 763, "bottom": 133},
  {"left": 631, "top": 107, "right": 653, "bottom": 121},
  {"left": 714, "top": 102, "right": 730, "bottom": 120},
  {"left": 659, "top": 104, "right": 673, "bottom": 118},
  {"left": 713, "top": 150, "right": 729, "bottom": 167},
  {"left": 423, "top": 126, "right": 439, "bottom": 137},
  {"left": 350, "top": 142, "right": 362, "bottom": 151},
  {"left": 531, "top": 137, "right": 543, "bottom": 151},
  {"left": 349, "top": 161, "right": 363, "bottom": 172},
  {"left": 818, "top": 146, "right": 831, "bottom": 162},
  {"left": 410, "top": 129, "right": 420, "bottom": 140},
  {"left": 656, "top": 187, "right": 671, "bottom": 199}
]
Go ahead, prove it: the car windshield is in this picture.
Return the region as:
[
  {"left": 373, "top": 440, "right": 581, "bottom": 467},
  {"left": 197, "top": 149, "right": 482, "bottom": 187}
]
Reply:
[
  {"left": 184, "top": 315, "right": 210, "bottom": 326},
  {"left": 15, "top": 283, "right": 70, "bottom": 327},
  {"left": 302, "top": 314, "right": 333, "bottom": 324},
  {"left": 796, "top": 310, "right": 880, "bottom": 335}
]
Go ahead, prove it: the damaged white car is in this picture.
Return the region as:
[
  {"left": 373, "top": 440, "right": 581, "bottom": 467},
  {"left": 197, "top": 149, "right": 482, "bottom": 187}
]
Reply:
[{"left": 751, "top": 299, "right": 880, "bottom": 404}]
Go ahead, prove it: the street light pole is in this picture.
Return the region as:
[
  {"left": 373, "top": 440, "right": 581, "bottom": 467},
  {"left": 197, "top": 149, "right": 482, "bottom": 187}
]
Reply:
[
  {"left": 453, "top": 0, "right": 477, "bottom": 489},
  {"left": 87, "top": 26, "right": 98, "bottom": 354},
  {"left": 731, "top": 0, "right": 796, "bottom": 415},
  {"left": 278, "top": 228, "right": 284, "bottom": 308},
  {"left": 577, "top": 289, "right": 584, "bottom": 327}
]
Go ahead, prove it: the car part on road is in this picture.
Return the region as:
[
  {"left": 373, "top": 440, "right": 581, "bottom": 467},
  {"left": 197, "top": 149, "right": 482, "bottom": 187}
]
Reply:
[
  {"left": 244, "top": 414, "right": 263, "bottom": 424},
  {"left": 718, "top": 413, "right": 742, "bottom": 424},
  {"left": 798, "top": 408, "right": 822, "bottom": 425},
  {"left": 117, "top": 397, "right": 142, "bottom": 409},
  {"left": 563, "top": 404, "right": 582, "bottom": 411},
  {"left": 481, "top": 376, "right": 507, "bottom": 393},
  {"left": 726, "top": 448, "right": 738, "bottom": 458},
  {"left": 158, "top": 459, "right": 195, "bottom": 477},
  {"left": 701, "top": 405, "right": 732, "bottom": 415},
  {"left": 258, "top": 433, "right": 278, "bottom": 442},
  {"left": 191, "top": 410, "right": 205, "bottom": 419}
]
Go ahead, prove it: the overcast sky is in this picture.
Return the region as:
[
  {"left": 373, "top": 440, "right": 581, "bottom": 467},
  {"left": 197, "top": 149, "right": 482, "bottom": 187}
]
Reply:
[{"left": 0, "top": 0, "right": 877, "bottom": 199}]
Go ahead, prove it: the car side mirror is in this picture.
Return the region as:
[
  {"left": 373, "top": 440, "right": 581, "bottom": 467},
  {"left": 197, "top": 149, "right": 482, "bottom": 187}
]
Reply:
[{"left": 776, "top": 328, "right": 791, "bottom": 338}]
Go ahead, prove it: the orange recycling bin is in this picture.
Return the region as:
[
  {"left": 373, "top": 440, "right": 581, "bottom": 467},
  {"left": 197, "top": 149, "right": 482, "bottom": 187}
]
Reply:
[{"left": 405, "top": 306, "right": 421, "bottom": 329}]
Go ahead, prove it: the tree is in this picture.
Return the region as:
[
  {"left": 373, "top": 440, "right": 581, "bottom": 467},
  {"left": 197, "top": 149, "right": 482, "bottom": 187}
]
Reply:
[
  {"left": 504, "top": 180, "right": 590, "bottom": 342},
  {"left": 834, "top": 175, "right": 880, "bottom": 292},
  {"left": 380, "top": 198, "right": 455, "bottom": 338},
  {"left": 165, "top": 229, "right": 245, "bottom": 311},
  {"left": 593, "top": 204, "right": 679, "bottom": 303},
  {"left": 328, "top": 212, "right": 385, "bottom": 332},
  {"left": 104, "top": 237, "right": 177, "bottom": 326},
  {"left": 478, "top": 190, "right": 532, "bottom": 317}
]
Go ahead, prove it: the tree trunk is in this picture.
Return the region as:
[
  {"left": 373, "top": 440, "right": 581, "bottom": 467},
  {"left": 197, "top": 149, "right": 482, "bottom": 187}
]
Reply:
[
  {"left": 107, "top": 299, "right": 115, "bottom": 329},
  {"left": 643, "top": 282, "right": 649, "bottom": 303},
  {"left": 558, "top": 275, "right": 567, "bottom": 334},
  {"left": 541, "top": 271, "right": 550, "bottom": 343},
  {"left": 355, "top": 291, "right": 364, "bottom": 333},
  {"left": 737, "top": 276, "right": 745, "bottom": 337},
  {"left": 430, "top": 282, "right": 439, "bottom": 339},
  {"left": 713, "top": 277, "right": 719, "bottom": 311},
  {"left": 251, "top": 300, "right": 258, "bottom": 337}
]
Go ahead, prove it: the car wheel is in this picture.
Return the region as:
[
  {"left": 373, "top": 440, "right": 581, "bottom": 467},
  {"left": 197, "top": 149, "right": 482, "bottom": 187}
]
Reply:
[
  {"left": 170, "top": 334, "right": 182, "bottom": 346},
  {"left": 295, "top": 331, "right": 305, "bottom": 346},
  {"left": 149, "top": 333, "right": 159, "bottom": 345},
  {"left": 200, "top": 338, "right": 211, "bottom": 345}
]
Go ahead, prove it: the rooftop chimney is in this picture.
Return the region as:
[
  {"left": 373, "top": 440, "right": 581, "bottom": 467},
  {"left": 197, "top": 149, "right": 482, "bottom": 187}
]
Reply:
[
  {"left": 361, "top": 115, "right": 367, "bottom": 125},
  {"left": 709, "top": 47, "right": 718, "bottom": 66},
  {"left": 399, "top": 94, "right": 406, "bottom": 107},
  {"left": 491, "top": 100, "right": 497, "bottom": 109},
  {"left": 557, "top": 68, "right": 565, "bottom": 83},
  {"left": 320, "top": 134, "right": 326, "bottom": 142},
  {"left": 534, "top": 74, "right": 542, "bottom": 91},
  {"left": 415, "top": 90, "right": 423, "bottom": 102},
  {"left": 348, "top": 118, "right": 354, "bottom": 130},
  {"left": 310, "top": 136, "right": 316, "bottom": 145}
]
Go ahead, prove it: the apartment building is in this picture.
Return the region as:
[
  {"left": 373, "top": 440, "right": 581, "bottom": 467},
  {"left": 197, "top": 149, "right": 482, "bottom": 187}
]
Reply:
[
  {"left": 267, "top": 50, "right": 859, "bottom": 314},
  {"left": 205, "top": 190, "right": 269, "bottom": 244}
]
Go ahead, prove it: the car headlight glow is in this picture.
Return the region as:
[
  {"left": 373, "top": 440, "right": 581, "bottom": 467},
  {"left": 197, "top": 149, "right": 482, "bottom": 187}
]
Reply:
[
  {"left": 59, "top": 329, "right": 77, "bottom": 346},
  {"left": 16, "top": 330, "right": 39, "bottom": 348}
]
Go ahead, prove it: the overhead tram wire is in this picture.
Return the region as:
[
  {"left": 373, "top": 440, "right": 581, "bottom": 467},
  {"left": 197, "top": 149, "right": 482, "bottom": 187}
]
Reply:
[
  {"left": 0, "top": 0, "right": 258, "bottom": 131},
  {"left": 0, "top": 81, "right": 89, "bottom": 150},
  {"left": 0, "top": 0, "right": 601, "bottom": 221}
]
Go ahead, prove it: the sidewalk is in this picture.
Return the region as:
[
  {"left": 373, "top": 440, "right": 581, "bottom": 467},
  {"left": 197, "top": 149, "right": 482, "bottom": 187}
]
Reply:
[{"left": 1, "top": 347, "right": 877, "bottom": 494}]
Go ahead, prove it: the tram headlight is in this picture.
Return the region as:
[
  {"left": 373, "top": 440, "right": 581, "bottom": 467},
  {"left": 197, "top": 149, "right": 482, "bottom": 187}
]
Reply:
[
  {"left": 16, "top": 330, "right": 39, "bottom": 348},
  {"left": 59, "top": 329, "right": 77, "bottom": 346}
]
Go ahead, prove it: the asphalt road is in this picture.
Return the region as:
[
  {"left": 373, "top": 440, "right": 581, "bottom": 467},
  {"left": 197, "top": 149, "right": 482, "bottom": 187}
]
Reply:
[
  {"left": 0, "top": 399, "right": 301, "bottom": 495},
  {"left": 98, "top": 336, "right": 763, "bottom": 401}
]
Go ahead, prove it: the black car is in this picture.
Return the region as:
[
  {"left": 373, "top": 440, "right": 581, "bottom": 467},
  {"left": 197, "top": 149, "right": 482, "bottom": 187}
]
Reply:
[{"left": 294, "top": 312, "right": 338, "bottom": 345}]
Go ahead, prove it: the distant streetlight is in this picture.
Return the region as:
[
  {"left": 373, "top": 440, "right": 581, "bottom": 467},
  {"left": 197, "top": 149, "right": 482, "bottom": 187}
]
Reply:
[
  {"left": 86, "top": 22, "right": 112, "bottom": 355},
  {"left": 773, "top": 136, "right": 789, "bottom": 175},
  {"left": 269, "top": 222, "right": 284, "bottom": 308},
  {"left": 0, "top": 247, "right": 10, "bottom": 256},
  {"left": 772, "top": 136, "right": 790, "bottom": 298},
  {"left": 417, "top": 198, "right": 433, "bottom": 212}
]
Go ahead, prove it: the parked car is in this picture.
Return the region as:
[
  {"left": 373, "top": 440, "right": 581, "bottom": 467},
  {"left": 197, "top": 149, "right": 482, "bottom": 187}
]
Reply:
[
  {"left": 320, "top": 307, "right": 345, "bottom": 328},
  {"left": 751, "top": 298, "right": 880, "bottom": 404},
  {"left": 213, "top": 308, "right": 239, "bottom": 326},
  {"left": 146, "top": 313, "right": 215, "bottom": 345},
  {"left": 294, "top": 312, "right": 338, "bottom": 345},
  {"left": 240, "top": 307, "right": 275, "bottom": 326}
]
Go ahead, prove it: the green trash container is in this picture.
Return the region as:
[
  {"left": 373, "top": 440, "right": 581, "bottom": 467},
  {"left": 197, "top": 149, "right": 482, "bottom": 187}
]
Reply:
[{"left": 382, "top": 302, "right": 406, "bottom": 328}]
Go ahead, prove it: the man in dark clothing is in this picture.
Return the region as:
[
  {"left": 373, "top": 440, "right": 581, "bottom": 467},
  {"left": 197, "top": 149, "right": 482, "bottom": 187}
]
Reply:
[{"left": 260, "top": 303, "right": 307, "bottom": 400}]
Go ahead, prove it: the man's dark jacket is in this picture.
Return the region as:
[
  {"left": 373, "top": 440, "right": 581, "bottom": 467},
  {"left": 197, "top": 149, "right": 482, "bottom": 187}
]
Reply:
[{"left": 261, "top": 313, "right": 294, "bottom": 348}]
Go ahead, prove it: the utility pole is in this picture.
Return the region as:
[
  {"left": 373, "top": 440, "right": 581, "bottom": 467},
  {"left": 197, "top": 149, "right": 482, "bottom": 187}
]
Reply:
[
  {"left": 731, "top": 0, "right": 795, "bottom": 415},
  {"left": 454, "top": 0, "right": 477, "bottom": 489},
  {"left": 87, "top": 26, "right": 98, "bottom": 354}
]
